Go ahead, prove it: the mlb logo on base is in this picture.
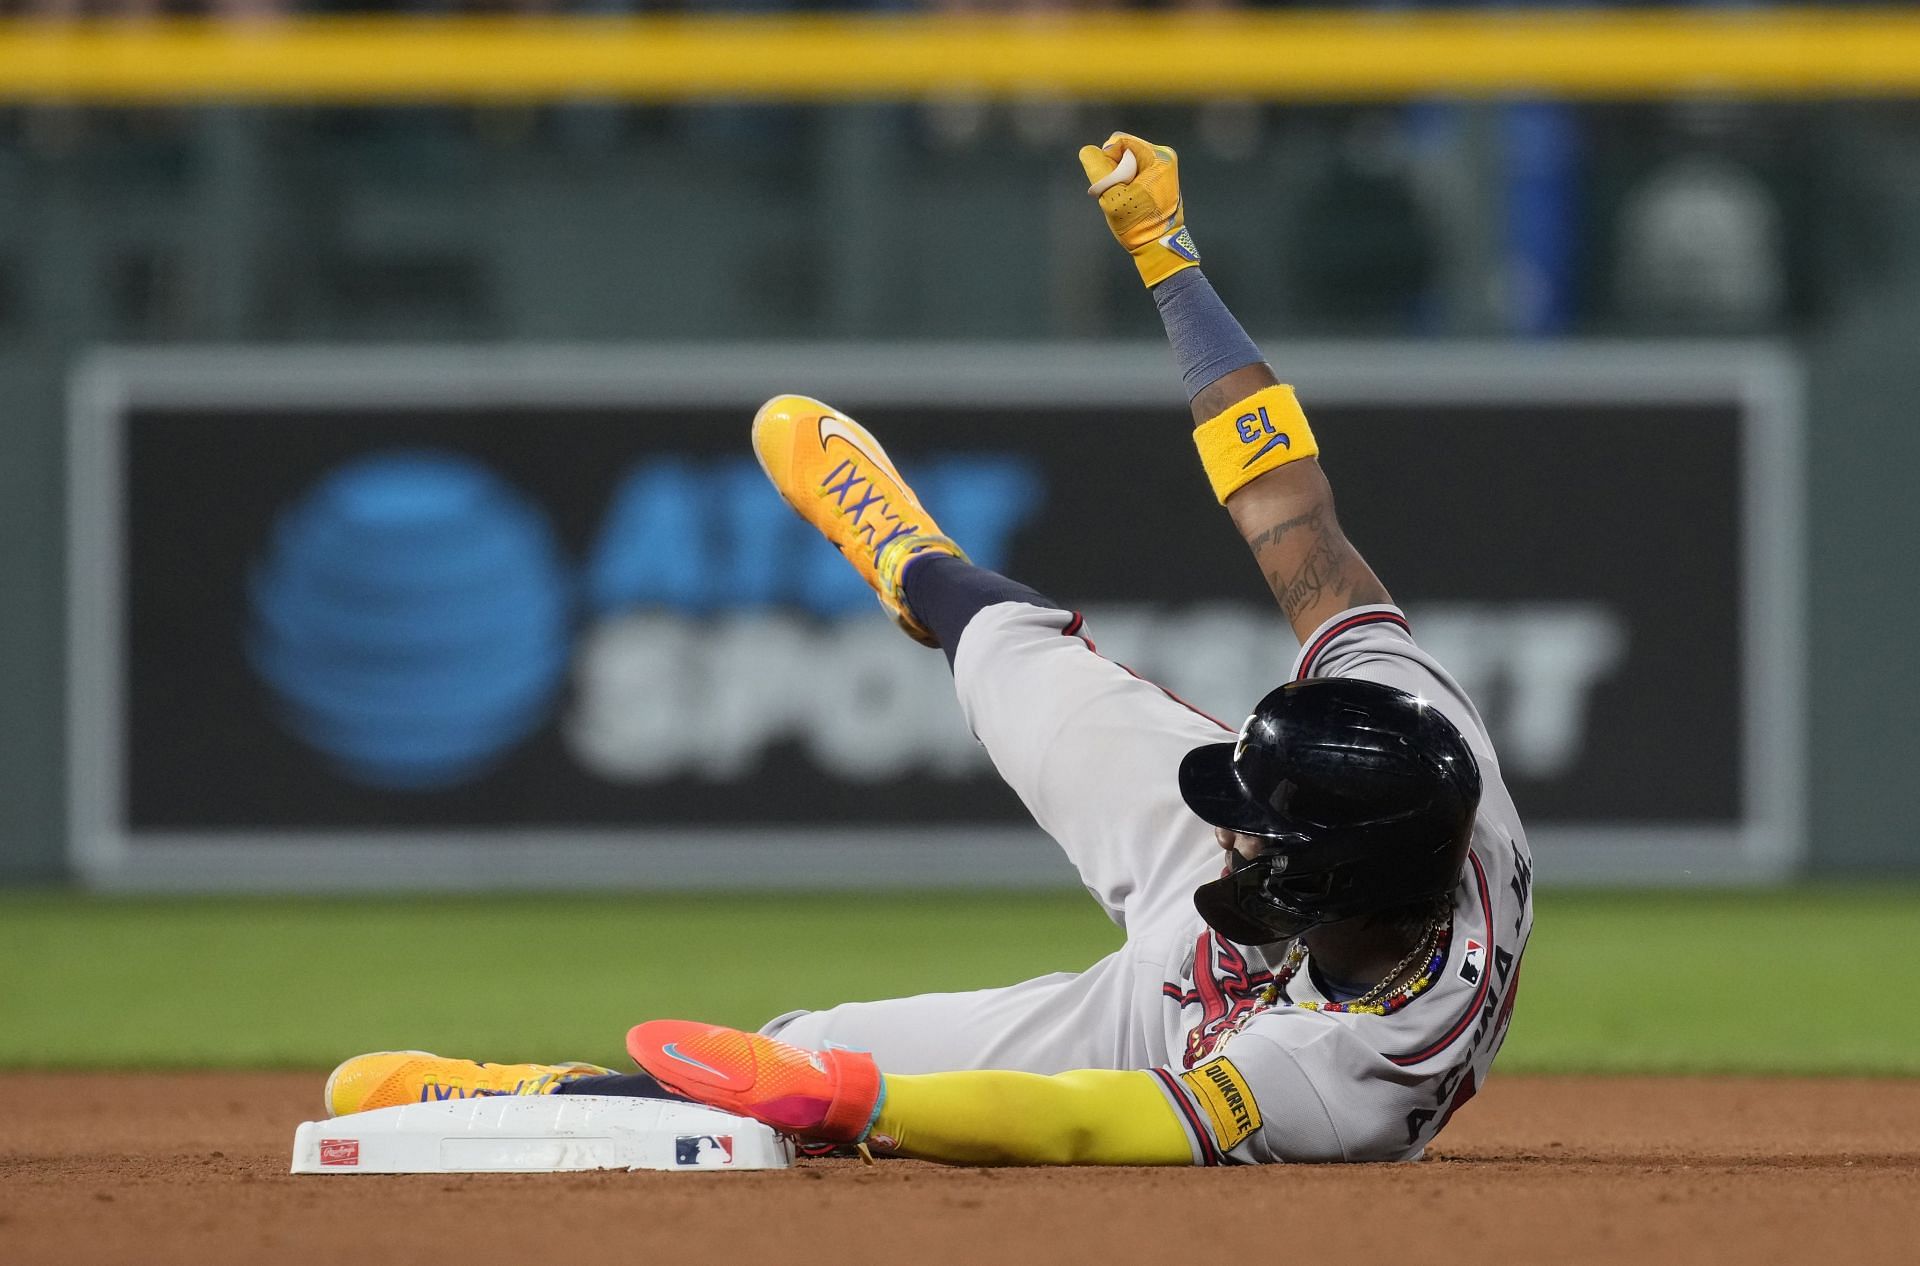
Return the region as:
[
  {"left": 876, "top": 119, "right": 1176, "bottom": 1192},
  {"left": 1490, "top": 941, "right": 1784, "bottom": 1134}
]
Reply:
[
  {"left": 674, "top": 1135, "right": 735, "bottom": 1168},
  {"left": 318, "top": 1139, "right": 360, "bottom": 1167}
]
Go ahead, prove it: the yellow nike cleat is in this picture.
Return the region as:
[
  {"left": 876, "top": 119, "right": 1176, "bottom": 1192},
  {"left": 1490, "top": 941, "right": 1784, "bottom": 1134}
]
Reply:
[
  {"left": 323, "top": 1050, "right": 614, "bottom": 1117},
  {"left": 751, "top": 394, "right": 967, "bottom": 646}
]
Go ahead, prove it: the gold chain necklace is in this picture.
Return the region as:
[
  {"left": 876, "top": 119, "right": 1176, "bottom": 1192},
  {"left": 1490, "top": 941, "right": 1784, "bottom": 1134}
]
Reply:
[
  {"left": 1266, "top": 910, "right": 1452, "bottom": 1015},
  {"left": 1345, "top": 913, "right": 1448, "bottom": 1008}
]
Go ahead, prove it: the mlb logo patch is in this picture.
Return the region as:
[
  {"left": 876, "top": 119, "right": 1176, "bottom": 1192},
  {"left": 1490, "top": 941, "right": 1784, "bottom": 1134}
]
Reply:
[
  {"left": 674, "top": 1135, "right": 735, "bottom": 1168},
  {"left": 1458, "top": 939, "right": 1487, "bottom": 986},
  {"left": 318, "top": 1138, "right": 360, "bottom": 1167}
]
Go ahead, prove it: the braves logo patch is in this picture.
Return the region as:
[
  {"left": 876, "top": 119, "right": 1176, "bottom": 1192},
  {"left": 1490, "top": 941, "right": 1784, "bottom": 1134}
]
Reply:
[{"left": 1174, "top": 930, "right": 1279, "bottom": 1068}]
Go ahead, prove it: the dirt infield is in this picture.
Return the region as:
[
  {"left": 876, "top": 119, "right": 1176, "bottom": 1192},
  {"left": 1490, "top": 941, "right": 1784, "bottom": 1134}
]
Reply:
[{"left": 2, "top": 1074, "right": 1916, "bottom": 1266}]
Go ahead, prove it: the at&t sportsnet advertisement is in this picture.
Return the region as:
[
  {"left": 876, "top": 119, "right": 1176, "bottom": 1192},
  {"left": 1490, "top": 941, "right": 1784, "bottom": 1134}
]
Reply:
[{"left": 67, "top": 345, "right": 1800, "bottom": 887}]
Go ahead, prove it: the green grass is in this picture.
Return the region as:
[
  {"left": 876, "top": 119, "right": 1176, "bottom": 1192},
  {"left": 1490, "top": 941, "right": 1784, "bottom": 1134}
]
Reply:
[{"left": 1, "top": 887, "right": 1915, "bottom": 1075}]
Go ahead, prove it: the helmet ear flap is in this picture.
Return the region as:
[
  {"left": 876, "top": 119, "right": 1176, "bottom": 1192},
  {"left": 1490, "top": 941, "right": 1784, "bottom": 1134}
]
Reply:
[{"left": 1193, "top": 859, "right": 1320, "bottom": 946}]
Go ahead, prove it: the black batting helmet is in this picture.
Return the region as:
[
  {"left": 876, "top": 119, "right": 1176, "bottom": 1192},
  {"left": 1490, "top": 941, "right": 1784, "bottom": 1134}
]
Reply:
[{"left": 1179, "top": 677, "right": 1482, "bottom": 945}]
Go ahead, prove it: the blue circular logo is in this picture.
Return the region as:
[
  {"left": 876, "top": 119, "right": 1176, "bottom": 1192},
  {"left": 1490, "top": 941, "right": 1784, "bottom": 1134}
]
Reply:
[{"left": 249, "top": 451, "right": 573, "bottom": 790}]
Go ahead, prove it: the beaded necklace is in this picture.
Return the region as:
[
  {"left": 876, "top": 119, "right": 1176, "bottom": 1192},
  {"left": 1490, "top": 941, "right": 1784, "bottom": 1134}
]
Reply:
[{"left": 1260, "top": 913, "right": 1453, "bottom": 1017}]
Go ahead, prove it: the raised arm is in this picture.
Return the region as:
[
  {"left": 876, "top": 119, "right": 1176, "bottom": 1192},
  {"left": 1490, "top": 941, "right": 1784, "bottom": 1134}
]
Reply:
[
  {"left": 1079, "top": 133, "right": 1392, "bottom": 642},
  {"left": 1195, "top": 364, "right": 1392, "bottom": 637}
]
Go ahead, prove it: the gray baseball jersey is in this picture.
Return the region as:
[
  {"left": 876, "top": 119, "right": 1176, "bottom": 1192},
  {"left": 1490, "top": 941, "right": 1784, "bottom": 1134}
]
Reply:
[{"left": 766, "top": 600, "right": 1533, "bottom": 1164}]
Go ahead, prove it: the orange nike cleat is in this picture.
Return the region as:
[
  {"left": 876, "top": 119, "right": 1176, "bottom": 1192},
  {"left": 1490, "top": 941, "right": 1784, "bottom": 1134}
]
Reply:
[
  {"left": 323, "top": 1051, "right": 613, "bottom": 1117},
  {"left": 626, "top": 1020, "right": 884, "bottom": 1144},
  {"left": 751, "top": 393, "right": 966, "bottom": 646}
]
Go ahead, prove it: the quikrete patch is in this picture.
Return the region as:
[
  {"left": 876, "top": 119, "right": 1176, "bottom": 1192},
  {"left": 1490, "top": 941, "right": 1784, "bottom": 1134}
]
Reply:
[{"left": 1181, "top": 1057, "right": 1262, "bottom": 1150}]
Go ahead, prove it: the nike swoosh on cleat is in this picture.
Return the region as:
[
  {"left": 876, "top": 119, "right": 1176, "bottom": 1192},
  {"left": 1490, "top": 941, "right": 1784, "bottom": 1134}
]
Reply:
[
  {"left": 660, "top": 1042, "right": 731, "bottom": 1080},
  {"left": 816, "top": 415, "right": 905, "bottom": 484},
  {"left": 1240, "top": 432, "right": 1292, "bottom": 466}
]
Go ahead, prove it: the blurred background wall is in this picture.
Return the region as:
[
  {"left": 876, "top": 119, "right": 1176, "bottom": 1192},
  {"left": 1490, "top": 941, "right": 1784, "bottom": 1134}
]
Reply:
[{"left": 3, "top": 8, "right": 1918, "bottom": 882}]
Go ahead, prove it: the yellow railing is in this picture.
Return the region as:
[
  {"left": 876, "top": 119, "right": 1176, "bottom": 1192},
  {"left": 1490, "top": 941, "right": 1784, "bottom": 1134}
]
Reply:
[{"left": 2, "top": 10, "right": 1919, "bottom": 103}]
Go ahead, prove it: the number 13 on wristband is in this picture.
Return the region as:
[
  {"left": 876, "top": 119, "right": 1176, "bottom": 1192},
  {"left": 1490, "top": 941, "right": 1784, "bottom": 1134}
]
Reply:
[{"left": 1193, "top": 385, "right": 1320, "bottom": 504}]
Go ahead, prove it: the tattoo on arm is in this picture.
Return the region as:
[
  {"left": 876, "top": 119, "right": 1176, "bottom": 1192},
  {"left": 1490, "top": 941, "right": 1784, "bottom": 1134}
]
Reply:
[
  {"left": 1242, "top": 505, "right": 1321, "bottom": 557},
  {"left": 1269, "top": 529, "right": 1348, "bottom": 620},
  {"left": 1245, "top": 503, "right": 1390, "bottom": 622}
]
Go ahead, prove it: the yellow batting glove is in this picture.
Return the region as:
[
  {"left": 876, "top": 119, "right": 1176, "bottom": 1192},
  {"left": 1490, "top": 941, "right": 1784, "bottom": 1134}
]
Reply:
[{"left": 1077, "top": 131, "right": 1201, "bottom": 289}]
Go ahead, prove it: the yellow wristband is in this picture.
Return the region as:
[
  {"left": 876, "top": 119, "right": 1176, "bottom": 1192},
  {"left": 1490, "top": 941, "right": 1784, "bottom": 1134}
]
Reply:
[{"left": 1192, "top": 384, "right": 1319, "bottom": 504}]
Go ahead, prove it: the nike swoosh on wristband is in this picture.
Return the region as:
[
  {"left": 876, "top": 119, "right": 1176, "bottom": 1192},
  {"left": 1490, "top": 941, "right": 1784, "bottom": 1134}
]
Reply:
[
  {"left": 659, "top": 1042, "right": 731, "bottom": 1081},
  {"left": 817, "top": 415, "right": 905, "bottom": 483},
  {"left": 1240, "top": 432, "right": 1292, "bottom": 467}
]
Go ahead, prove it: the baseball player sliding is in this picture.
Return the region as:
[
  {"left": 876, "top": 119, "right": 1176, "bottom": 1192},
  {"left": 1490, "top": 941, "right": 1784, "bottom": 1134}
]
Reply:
[{"left": 325, "top": 133, "right": 1534, "bottom": 1165}]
